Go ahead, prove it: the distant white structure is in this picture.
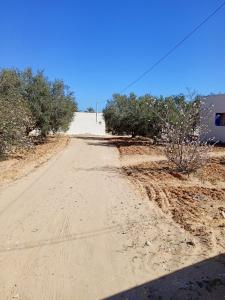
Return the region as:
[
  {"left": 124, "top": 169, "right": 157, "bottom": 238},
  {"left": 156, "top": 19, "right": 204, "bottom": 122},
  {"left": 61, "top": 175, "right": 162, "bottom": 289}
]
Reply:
[
  {"left": 201, "top": 94, "right": 225, "bottom": 143},
  {"left": 67, "top": 112, "right": 106, "bottom": 135}
]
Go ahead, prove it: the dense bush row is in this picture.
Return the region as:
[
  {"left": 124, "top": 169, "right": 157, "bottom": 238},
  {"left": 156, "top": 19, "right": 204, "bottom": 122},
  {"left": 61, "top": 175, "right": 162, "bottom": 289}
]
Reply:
[
  {"left": 103, "top": 93, "right": 200, "bottom": 140},
  {"left": 0, "top": 68, "right": 77, "bottom": 156},
  {"left": 103, "top": 93, "right": 209, "bottom": 172}
]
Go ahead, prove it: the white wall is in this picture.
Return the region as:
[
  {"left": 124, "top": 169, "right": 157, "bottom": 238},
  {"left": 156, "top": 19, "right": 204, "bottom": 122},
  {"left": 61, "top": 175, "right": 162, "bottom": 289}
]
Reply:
[
  {"left": 67, "top": 112, "right": 106, "bottom": 135},
  {"left": 201, "top": 94, "right": 225, "bottom": 143}
]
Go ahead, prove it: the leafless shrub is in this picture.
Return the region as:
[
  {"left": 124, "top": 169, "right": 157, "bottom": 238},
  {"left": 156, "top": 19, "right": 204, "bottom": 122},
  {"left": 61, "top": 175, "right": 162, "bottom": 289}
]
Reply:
[{"left": 163, "top": 99, "right": 214, "bottom": 173}]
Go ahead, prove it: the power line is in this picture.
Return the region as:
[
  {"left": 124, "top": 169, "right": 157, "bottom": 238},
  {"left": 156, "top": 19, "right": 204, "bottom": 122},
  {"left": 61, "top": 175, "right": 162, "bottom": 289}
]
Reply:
[
  {"left": 120, "top": 1, "right": 225, "bottom": 93},
  {"left": 96, "top": 2, "right": 224, "bottom": 110}
]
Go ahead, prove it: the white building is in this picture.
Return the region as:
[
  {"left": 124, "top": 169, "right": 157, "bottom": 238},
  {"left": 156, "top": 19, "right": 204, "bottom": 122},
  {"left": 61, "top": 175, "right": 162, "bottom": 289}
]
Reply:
[
  {"left": 67, "top": 112, "right": 106, "bottom": 135},
  {"left": 201, "top": 94, "right": 225, "bottom": 143}
]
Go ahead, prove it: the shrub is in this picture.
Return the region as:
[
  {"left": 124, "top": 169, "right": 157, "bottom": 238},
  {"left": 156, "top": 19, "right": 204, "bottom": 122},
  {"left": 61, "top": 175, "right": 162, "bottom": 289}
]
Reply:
[
  {"left": 0, "top": 67, "right": 77, "bottom": 156},
  {"left": 85, "top": 107, "right": 95, "bottom": 112},
  {"left": 50, "top": 80, "right": 77, "bottom": 133},
  {"left": 0, "top": 69, "right": 33, "bottom": 156},
  {"left": 104, "top": 92, "right": 213, "bottom": 172},
  {"left": 22, "top": 69, "right": 55, "bottom": 137},
  {"left": 21, "top": 68, "right": 77, "bottom": 137},
  {"left": 163, "top": 97, "right": 213, "bottom": 172},
  {"left": 103, "top": 93, "right": 162, "bottom": 138}
]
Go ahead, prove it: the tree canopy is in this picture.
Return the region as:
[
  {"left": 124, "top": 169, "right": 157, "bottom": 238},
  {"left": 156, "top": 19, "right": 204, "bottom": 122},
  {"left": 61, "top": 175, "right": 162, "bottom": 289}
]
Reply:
[
  {"left": 0, "top": 67, "right": 77, "bottom": 156},
  {"left": 85, "top": 107, "right": 95, "bottom": 113},
  {"left": 103, "top": 92, "right": 200, "bottom": 140}
]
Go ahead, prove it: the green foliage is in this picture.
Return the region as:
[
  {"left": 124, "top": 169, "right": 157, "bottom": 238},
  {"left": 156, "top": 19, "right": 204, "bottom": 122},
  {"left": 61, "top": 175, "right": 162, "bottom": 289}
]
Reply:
[
  {"left": 50, "top": 80, "right": 77, "bottom": 133},
  {"left": 0, "top": 69, "right": 33, "bottom": 155},
  {"left": 21, "top": 69, "right": 77, "bottom": 137},
  {"left": 104, "top": 92, "right": 209, "bottom": 172},
  {"left": 103, "top": 93, "right": 201, "bottom": 141},
  {"left": 0, "top": 67, "right": 77, "bottom": 156},
  {"left": 103, "top": 93, "right": 164, "bottom": 138},
  {"left": 85, "top": 107, "right": 95, "bottom": 113},
  {"left": 22, "top": 69, "right": 53, "bottom": 137}
]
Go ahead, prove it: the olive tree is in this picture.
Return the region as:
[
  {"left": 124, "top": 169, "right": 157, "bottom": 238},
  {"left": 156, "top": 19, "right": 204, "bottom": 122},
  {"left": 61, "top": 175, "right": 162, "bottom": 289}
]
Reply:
[
  {"left": 0, "top": 69, "right": 33, "bottom": 156},
  {"left": 50, "top": 80, "right": 77, "bottom": 133},
  {"left": 85, "top": 107, "right": 95, "bottom": 113},
  {"left": 103, "top": 93, "right": 163, "bottom": 138},
  {"left": 21, "top": 69, "right": 77, "bottom": 137},
  {"left": 21, "top": 69, "right": 53, "bottom": 137}
]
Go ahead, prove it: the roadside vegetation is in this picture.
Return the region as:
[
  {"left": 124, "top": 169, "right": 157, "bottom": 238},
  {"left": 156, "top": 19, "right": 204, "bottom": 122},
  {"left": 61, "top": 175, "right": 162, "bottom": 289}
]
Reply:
[
  {"left": 85, "top": 107, "right": 95, "bottom": 112},
  {"left": 103, "top": 93, "right": 213, "bottom": 172},
  {"left": 104, "top": 93, "right": 224, "bottom": 251},
  {"left": 0, "top": 68, "right": 77, "bottom": 157}
]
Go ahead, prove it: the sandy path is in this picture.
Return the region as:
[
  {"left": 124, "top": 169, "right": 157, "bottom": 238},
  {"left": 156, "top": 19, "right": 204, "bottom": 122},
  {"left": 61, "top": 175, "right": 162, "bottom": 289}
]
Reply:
[{"left": 0, "top": 137, "right": 222, "bottom": 299}]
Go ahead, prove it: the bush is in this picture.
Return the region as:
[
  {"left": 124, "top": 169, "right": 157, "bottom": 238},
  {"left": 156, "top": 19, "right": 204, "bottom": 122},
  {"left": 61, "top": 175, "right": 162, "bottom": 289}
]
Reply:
[
  {"left": 103, "top": 93, "right": 162, "bottom": 138},
  {"left": 104, "top": 92, "right": 213, "bottom": 172},
  {"left": 85, "top": 107, "right": 95, "bottom": 112},
  {"left": 50, "top": 79, "right": 77, "bottom": 133},
  {"left": 21, "top": 69, "right": 77, "bottom": 137},
  {"left": 162, "top": 96, "right": 213, "bottom": 172},
  {"left": 0, "top": 67, "right": 77, "bottom": 156},
  {"left": 0, "top": 69, "right": 33, "bottom": 156}
]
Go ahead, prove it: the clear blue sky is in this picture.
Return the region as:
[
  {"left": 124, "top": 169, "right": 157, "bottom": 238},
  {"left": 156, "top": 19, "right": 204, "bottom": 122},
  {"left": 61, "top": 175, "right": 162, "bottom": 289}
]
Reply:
[{"left": 0, "top": 0, "right": 224, "bottom": 111}]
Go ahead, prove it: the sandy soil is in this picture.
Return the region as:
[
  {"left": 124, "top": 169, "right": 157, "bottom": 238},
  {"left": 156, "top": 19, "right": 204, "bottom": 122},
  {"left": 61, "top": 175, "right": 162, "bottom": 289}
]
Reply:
[
  {"left": 0, "top": 136, "right": 69, "bottom": 186},
  {"left": 114, "top": 138, "right": 225, "bottom": 252},
  {"left": 124, "top": 159, "right": 225, "bottom": 251},
  {"left": 0, "top": 136, "right": 224, "bottom": 299}
]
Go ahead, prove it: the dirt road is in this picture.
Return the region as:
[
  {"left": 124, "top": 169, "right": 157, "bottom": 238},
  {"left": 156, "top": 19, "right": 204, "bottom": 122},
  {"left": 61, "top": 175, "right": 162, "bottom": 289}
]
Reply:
[{"left": 0, "top": 137, "right": 223, "bottom": 299}]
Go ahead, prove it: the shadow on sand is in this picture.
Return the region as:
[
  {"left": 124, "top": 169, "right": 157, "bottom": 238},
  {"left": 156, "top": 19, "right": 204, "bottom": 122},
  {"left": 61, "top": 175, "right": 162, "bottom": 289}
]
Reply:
[
  {"left": 73, "top": 135, "right": 156, "bottom": 148},
  {"left": 72, "top": 135, "right": 116, "bottom": 148},
  {"left": 104, "top": 253, "right": 225, "bottom": 300}
]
